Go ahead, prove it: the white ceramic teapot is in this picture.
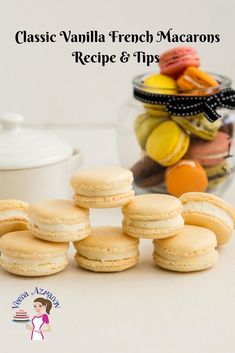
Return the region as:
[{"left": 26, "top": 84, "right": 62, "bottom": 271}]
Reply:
[{"left": 0, "top": 114, "right": 82, "bottom": 202}]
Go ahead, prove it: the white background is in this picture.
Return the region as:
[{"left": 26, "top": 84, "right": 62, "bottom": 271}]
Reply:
[
  {"left": 1, "top": 0, "right": 234, "bottom": 125},
  {"left": 1, "top": 2, "right": 235, "bottom": 353}
]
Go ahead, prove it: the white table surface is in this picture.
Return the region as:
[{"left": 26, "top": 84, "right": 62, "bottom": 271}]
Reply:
[{"left": 2, "top": 125, "right": 235, "bottom": 353}]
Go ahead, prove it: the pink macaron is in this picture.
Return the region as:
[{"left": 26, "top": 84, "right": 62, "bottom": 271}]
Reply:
[
  {"left": 159, "top": 46, "right": 200, "bottom": 78},
  {"left": 186, "top": 132, "right": 232, "bottom": 166}
]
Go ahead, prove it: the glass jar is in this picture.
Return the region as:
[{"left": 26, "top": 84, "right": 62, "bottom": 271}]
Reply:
[{"left": 117, "top": 71, "right": 235, "bottom": 196}]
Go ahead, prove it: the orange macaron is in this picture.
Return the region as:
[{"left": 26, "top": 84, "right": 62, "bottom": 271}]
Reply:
[
  {"left": 177, "top": 67, "right": 219, "bottom": 94},
  {"left": 165, "top": 160, "right": 208, "bottom": 197}
]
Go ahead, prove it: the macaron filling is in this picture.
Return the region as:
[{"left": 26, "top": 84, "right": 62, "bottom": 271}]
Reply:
[
  {"left": 183, "top": 201, "right": 234, "bottom": 229},
  {"left": 1, "top": 253, "right": 68, "bottom": 265},
  {"left": 1, "top": 253, "right": 68, "bottom": 272},
  {"left": 195, "top": 152, "right": 229, "bottom": 160},
  {"left": 75, "top": 253, "right": 138, "bottom": 271},
  {"left": 153, "top": 250, "right": 218, "bottom": 267},
  {"left": 180, "top": 74, "right": 206, "bottom": 88},
  {"left": 0, "top": 210, "right": 28, "bottom": 222},
  {"left": 74, "top": 185, "right": 133, "bottom": 197},
  {"left": 124, "top": 214, "right": 184, "bottom": 230},
  {"left": 154, "top": 240, "right": 216, "bottom": 259},
  {"left": 29, "top": 217, "right": 90, "bottom": 233},
  {"left": 159, "top": 133, "right": 188, "bottom": 165},
  {"left": 76, "top": 245, "right": 139, "bottom": 261}
]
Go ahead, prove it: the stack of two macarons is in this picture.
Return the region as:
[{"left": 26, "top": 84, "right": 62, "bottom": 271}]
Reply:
[
  {"left": 70, "top": 166, "right": 140, "bottom": 273},
  {"left": 132, "top": 46, "right": 233, "bottom": 196}
]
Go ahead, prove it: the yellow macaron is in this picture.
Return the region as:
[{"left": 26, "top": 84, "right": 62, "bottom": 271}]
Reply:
[
  {"left": 143, "top": 73, "right": 178, "bottom": 114},
  {"left": 74, "top": 226, "right": 139, "bottom": 272},
  {"left": 153, "top": 225, "right": 218, "bottom": 272},
  {"left": 134, "top": 113, "right": 167, "bottom": 148},
  {"left": 122, "top": 194, "right": 184, "bottom": 239},
  {"left": 0, "top": 200, "right": 29, "bottom": 237},
  {"left": 180, "top": 192, "right": 235, "bottom": 246},
  {"left": 144, "top": 73, "right": 178, "bottom": 94},
  {"left": 146, "top": 120, "right": 190, "bottom": 166},
  {"left": 70, "top": 166, "right": 134, "bottom": 208},
  {"left": 0, "top": 230, "right": 69, "bottom": 276},
  {"left": 28, "top": 199, "right": 91, "bottom": 242}
]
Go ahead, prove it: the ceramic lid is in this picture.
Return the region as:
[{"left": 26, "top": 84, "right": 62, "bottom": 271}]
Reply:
[{"left": 0, "top": 114, "right": 73, "bottom": 170}]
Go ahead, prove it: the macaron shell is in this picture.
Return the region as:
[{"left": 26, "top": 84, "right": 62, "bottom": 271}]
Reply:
[
  {"left": 74, "top": 226, "right": 139, "bottom": 249},
  {"left": 180, "top": 192, "right": 235, "bottom": 246},
  {"left": 143, "top": 73, "right": 177, "bottom": 94},
  {"left": 28, "top": 199, "right": 89, "bottom": 223},
  {"left": 165, "top": 160, "right": 208, "bottom": 197},
  {"left": 159, "top": 46, "right": 200, "bottom": 78},
  {"left": 0, "top": 199, "right": 29, "bottom": 236},
  {"left": 0, "top": 258, "right": 68, "bottom": 277},
  {"left": 73, "top": 190, "right": 134, "bottom": 208},
  {"left": 182, "top": 212, "right": 232, "bottom": 246},
  {"left": 122, "top": 194, "right": 182, "bottom": 220},
  {"left": 154, "top": 225, "right": 217, "bottom": 255},
  {"left": 144, "top": 104, "right": 169, "bottom": 117},
  {"left": 74, "top": 226, "right": 139, "bottom": 272},
  {"left": 186, "top": 132, "right": 232, "bottom": 166},
  {"left": 153, "top": 250, "right": 218, "bottom": 272},
  {"left": 29, "top": 223, "right": 91, "bottom": 242},
  {"left": 0, "top": 221, "right": 28, "bottom": 237},
  {"left": 205, "top": 162, "right": 228, "bottom": 189},
  {"left": 71, "top": 167, "right": 133, "bottom": 191},
  {"left": 153, "top": 225, "right": 218, "bottom": 272},
  {"left": 0, "top": 230, "right": 69, "bottom": 258},
  {"left": 75, "top": 253, "right": 139, "bottom": 272},
  {"left": 177, "top": 66, "right": 219, "bottom": 91},
  {"left": 146, "top": 121, "right": 190, "bottom": 166},
  {"left": 179, "top": 192, "right": 235, "bottom": 224},
  {"left": 134, "top": 170, "right": 165, "bottom": 188},
  {"left": 171, "top": 114, "right": 221, "bottom": 141},
  {"left": 122, "top": 221, "right": 182, "bottom": 239},
  {"left": 134, "top": 114, "right": 166, "bottom": 148},
  {"left": 0, "top": 199, "right": 28, "bottom": 211},
  {"left": 131, "top": 157, "right": 165, "bottom": 188}
]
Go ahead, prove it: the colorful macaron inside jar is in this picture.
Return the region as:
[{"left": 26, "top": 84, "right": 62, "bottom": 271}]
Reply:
[{"left": 117, "top": 46, "right": 235, "bottom": 197}]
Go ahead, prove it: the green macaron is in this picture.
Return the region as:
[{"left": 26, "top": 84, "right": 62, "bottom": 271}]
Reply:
[
  {"left": 134, "top": 113, "right": 168, "bottom": 148},
  {"left": 205, "top": 161, "right": 229, "bottom": 189},
  {"left": 171, "top": 114, "right": 222, "bottom": 141}
]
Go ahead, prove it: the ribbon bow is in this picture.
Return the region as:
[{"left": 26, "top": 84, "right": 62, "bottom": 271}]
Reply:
[{"left": 133, "top": 88, "right": 235, "bottom": 122}]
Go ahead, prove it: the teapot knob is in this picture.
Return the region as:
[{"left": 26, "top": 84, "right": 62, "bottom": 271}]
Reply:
[{"left": 0, "top": 113, "right": 24, "bottom": 131}]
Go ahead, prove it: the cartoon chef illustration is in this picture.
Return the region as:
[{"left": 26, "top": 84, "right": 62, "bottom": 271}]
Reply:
[{"left": 26, "top": 297, "right": 52, "bottom": 340}]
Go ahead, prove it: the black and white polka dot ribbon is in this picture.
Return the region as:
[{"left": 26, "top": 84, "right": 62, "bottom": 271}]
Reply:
[{"left": 133, "top": 87, "right": 235, "bottom": 122}]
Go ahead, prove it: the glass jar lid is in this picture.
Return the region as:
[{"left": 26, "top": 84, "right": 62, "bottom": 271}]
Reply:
[
  {"left": 132, "top": 71, "right": 232, "bottom": 95},
  {"left": 132, "top": 72, "right": 234, "bottom": 122}
]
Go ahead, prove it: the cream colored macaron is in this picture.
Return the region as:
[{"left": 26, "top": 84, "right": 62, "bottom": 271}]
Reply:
[
  {"left": 180, "top": 192, "right": 235, "bottom": 246},
  {"left": 74, "top": 226, "right": 139, "bottom": 272},
  {"left": 70, "top": 166, "right": 134, "bottom": 208},
  {"left": 0, "top": 199, "right": 29, "bottom": 237},
  {"left": 122, "top": 194, "right": 184, "bottom": 239},
  {"left": 0, "top": 230, "right": 69, "bottom": 276},
  {"left": 28, "top": 199, "right": 91, "bottom": 242},
  {"left": 153, "top": 225, "right": 218, "bottom": 272}
]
